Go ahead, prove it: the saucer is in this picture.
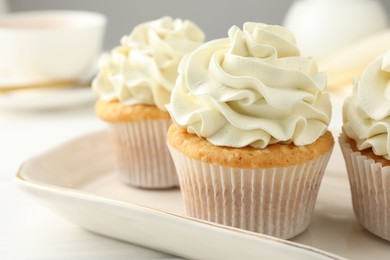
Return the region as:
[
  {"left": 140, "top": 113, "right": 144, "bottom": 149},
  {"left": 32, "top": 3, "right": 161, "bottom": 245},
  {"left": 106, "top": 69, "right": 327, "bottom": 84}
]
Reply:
[{"left": 0, "top": 85, "right": 96, "bottom": 111}]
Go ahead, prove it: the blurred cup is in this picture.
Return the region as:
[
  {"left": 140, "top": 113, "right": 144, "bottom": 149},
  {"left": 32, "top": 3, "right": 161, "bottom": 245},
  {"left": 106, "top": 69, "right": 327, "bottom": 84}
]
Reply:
[
  {"left": 284, "top": 0, "right": 389, "bottom": 60},
  {"left": 0, "top": 10, "right": 106, "bottom": 88}
]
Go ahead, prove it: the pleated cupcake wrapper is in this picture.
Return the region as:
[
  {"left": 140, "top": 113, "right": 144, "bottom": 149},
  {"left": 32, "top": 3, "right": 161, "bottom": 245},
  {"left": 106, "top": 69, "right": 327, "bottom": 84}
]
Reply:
[
  {"left": 168, "top": 143, "right": 332, "bottom": 239},
  {"left": 339, "top": 134, "right": 390, "bottom": 241},
  {"left": 108, "top": 120, "right": 178, "bottom": 189}
]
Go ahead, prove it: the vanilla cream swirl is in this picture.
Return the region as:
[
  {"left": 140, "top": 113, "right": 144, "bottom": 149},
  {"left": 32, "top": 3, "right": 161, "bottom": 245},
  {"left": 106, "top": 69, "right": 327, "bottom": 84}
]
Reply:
[
  {"left": 343, "top": 50, "right": 390, "bottom": 159},
  {"left": 167, "top": 22, "right": 331, "bottom": 148},
  {"left": 92, "top": 16, "right": 205, "bottom": 111}
]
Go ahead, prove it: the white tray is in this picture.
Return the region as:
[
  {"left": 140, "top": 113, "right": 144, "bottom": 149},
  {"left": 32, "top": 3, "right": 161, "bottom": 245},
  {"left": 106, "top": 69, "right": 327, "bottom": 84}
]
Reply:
[{"left": 15, "top": 131, "right": 390, "bottom": 259}]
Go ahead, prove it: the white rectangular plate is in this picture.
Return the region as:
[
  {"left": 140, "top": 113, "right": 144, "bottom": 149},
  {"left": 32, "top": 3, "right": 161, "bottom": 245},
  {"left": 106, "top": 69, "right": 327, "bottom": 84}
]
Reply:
[{"left": 15, "top": 131, "right": 390, "bottom": 259}]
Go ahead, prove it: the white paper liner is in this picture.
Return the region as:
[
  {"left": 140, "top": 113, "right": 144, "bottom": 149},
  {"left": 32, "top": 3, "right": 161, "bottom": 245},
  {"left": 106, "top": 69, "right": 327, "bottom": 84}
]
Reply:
[
  {"left": 168, "top": 143, "right": 332, "bottom": 239},
  {"left": 108, "top": 120, "right": 178, "bottom": 189},
  {"left": 339, "top": 134, "right": 390, "bottom": 241}
]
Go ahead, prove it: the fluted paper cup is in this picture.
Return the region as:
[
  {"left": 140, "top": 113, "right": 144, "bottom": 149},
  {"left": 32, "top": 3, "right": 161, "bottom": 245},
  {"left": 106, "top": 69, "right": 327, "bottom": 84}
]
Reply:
[
  {"left": 339, "top": 134, "right": 390, "bottom": 241},
  {"left": 108, "top": 120, "right": 178, "bottom": 189},
  {"left": 168, "top": 143, "right": 332, "bottom": 239}
]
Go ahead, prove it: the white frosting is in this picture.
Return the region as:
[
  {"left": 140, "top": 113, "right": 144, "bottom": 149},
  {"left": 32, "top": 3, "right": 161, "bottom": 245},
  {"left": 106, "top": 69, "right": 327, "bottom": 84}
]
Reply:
[
  {"left": 167, "top": 22, "right": 331, "bottom": 148},
  {"left": 343, "top": 50, "right": 390, "bottom": 159},
  {"left": 92, "top": 16, "right": 205, "bottom": 110}
]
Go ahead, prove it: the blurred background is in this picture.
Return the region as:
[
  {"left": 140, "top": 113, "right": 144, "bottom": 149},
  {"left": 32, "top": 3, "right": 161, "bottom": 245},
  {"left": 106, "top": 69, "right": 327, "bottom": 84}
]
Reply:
[{"left": 6, "top": 0, "right": 390, "bottom": 50}]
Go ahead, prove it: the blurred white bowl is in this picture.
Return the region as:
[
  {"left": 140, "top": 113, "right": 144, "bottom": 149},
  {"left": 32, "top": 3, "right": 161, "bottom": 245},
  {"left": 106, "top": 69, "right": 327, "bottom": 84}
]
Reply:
[
  {"left": 284, "top": 0, "right": 389, "bottom": 60},
  {"left": 0, "top": 10, "right": 106, "bottom": 87}
]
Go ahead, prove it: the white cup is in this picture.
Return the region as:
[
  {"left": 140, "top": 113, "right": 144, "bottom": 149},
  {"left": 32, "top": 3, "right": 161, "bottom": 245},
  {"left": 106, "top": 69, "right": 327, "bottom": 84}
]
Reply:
[
  {"left": 0, "top": 10, "right": 106, "bottom": 87},
  {"left": 284, "top": 0, "right": 389, "bottom": 60}
]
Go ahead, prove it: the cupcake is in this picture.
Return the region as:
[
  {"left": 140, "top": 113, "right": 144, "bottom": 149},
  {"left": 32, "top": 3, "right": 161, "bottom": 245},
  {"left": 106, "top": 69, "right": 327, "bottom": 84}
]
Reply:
[
  {"left": 340, "top": 50, "right": 390, "bottom": 241},
  {"left": 92, "top": 17, "right": 205, "bottom": 188},
  {"left": 167, "top": 22, "right": 334, "bottom": 239}
]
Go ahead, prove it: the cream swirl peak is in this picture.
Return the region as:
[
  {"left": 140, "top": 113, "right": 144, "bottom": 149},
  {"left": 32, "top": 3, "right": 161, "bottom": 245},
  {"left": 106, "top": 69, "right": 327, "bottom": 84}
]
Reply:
[
  {"left": 167, "top": 22, "right": 331, "bottom": 148},
  {"left": 92, "top": 16, "right": 205, "bottom": 111},
  {"left": 343, "top": 50, "right": 390, "bottom": 159}
]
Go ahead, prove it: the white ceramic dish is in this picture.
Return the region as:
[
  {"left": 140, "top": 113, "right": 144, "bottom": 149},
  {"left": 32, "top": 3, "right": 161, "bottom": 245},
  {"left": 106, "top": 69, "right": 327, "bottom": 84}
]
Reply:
[{"left": 15, "top": 131, "right": 390, "bottom": 259}]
